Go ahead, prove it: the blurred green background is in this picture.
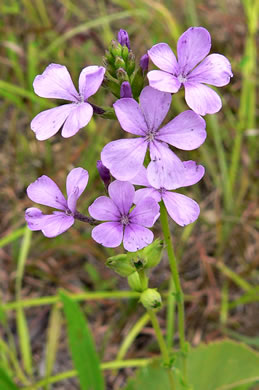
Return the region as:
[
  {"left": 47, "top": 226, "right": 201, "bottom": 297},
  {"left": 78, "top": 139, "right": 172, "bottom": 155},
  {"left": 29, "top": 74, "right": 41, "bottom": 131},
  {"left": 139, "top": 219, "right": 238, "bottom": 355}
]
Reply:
[{"left": 0, "top": 0, "right": 258, "bottom": 389}]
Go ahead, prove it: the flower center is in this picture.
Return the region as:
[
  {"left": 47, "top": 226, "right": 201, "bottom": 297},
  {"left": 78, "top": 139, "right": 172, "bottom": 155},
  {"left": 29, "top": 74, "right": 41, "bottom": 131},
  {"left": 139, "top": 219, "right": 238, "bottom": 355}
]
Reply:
[
  {"left": 77, "top": 93, "right": 85, "bottom": 104},
  {"left": 120, "top": 214, "right": 129, "bottom": 226},
  {"left": 65, "top": 208, "right": 73, "bottom": 216},
  {"left": 178, "top": 74, "right": 187, "bottom": 83},
  {"left": 146, "top": 130, "right": 157, "bottom": 142},
  {"left": 158, "top": 187, "right": 167, "bottom": 196}
]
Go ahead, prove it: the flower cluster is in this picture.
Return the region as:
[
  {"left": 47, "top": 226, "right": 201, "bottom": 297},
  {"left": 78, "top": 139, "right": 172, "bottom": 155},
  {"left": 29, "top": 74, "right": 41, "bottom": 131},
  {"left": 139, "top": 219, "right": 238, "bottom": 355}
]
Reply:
[{"left": 25, "top": 27, "right": 232, "bottom": 252}]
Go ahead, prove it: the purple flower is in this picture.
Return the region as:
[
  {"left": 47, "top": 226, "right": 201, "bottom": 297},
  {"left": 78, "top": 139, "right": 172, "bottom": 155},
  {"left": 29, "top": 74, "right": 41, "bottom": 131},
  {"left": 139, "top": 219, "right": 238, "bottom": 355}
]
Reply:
[
  {"left": 88, "top": 180, "right": 160, "bottom": 252},
  {"left": 147, "top": 27, "right": 233, "bottom": 115},
  {"left": 140, "top": 53, "right": 149, "bottom": 73},
  {"left": 130, "top": 161, "right": 205, "bottom": 226},
  {"left": 25, "top": 168, "right": 89, "bottom": 237},
  {"left": 31, "top": 64, "right": 105, "bottom": 140},
  {"left": 97, "top": 160, "right": 111, "bottom": 189},
  {"left": 101, "top": 86, "right": 206, "bottom": 189},
  {"left": 120, "top": 81, "right": 133, "bottom": 98},
  {"left": 118, "top": 29, "right": 130, "bottom": 49}
]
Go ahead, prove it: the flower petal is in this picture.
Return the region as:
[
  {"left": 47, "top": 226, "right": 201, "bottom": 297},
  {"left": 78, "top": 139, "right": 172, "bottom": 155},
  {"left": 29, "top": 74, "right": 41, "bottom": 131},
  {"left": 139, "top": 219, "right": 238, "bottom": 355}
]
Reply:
[
  {"left": 79, "top": 66, "right": 105, "bottom": 100},
  {"left": 66, "top": 167, "right": 89, "bottom": 200},
  {"left": 177, "top": 27, "right": 211, "bottom": 75},
  {"left": 188, "top": 54, "right": 233, "bottom": 87},
  {"left": 101, "top": 138, "right": 148, "bottom": 181},
  {"left": 41, "top": 212, "right": 74, "bottom": 237},
  {"left": 148, "top": 43, "right": 178, "bottom": 74},
  {"left": 113, "top": 99, "right": 148, "bottom": 135},
  {"left": 147, "top": 141, "right": 185, "bottom": 190},
  {"left": 134, "top": 188, "right": 162, "bottom": 204},
  {"left": 31, "top": 104, "right": 75, "bottom": 141},
  {"left": 123, "top": 224, "right": 154, "bottom": 252},
  {"left": 91, "top": 222, "right": 123, "bottom": 248},
  {"left": 27, "top": 175, "right": 67, "bottom": 210},
  {"left": 33, "top": 64, "right": 79, "bottom": 101},
  {"left": 108, "top": 180, "right": 135, "bottom": 215},
  {"left": 147, "top": 70, "right": 181, "bottom": 93},
  {"left": 162, "top": 191, "right": 200, "bottom": 226},
  {"left": 25, "top": 207, "right": 53, "bottom": 231},
  {"left": 88, "top": 196, "right": 120, "bottom": 221},
  {"left": 139, "top": 86, "right": 171, "bottom": 131},
  {"left": 181, "top": 161, "right": 205, "bottom": 187},
  {"left": 61, "top": 102, "right": 93, "bottom": 138},
  {"left": 184, "top": 82, "right": 222, "bottom": 115},
  {"left": 157, "top": 110, "right": 206, "bottom": 150},
  {"left": 130, "top": 165, "right": 150, "bottom": 187},
  {"left": 130, "top": 197, "right": 160, "bottom": 227}
]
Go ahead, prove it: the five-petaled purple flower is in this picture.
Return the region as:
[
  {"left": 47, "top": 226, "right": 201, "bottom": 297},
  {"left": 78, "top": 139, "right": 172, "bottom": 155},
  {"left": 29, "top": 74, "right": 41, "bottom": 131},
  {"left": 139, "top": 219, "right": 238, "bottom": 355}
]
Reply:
[
  {"left": 25, "top": 168, "right": 88, "bottom": 237},
  {"left": 31, "top": 64, "right": 105, "bottom": 140},
  {"left": 88, "top": 180, "right": 160, "bottom": 252},
  {"left": 147, "top": 27, "right": 233, "bottom": 115},
  {"left": 130, "top": 161, "right": 205, "bottom": 226},
  {"left": 101, "top": 86, "right": 206, "bottom": 189}
]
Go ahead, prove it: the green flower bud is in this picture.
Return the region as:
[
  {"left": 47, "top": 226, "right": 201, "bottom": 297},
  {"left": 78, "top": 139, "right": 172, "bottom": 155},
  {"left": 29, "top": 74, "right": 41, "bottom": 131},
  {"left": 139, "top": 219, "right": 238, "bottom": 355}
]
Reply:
[
  {"left": 109, "top": 40, "right": 122, "bottom": 57},
  {"left": 104, "top": 50, "right": 114, "bottom": 65},
  {"left": 106, "top": 254, "right": 135, "bottom": 277},
  {"left": 143, "top": 239, "right": 164, "bottom": 269},
  {"left": 140, "top": 288, "right": 162, "bottom": 309},
  {"left": 102, "top": 78, "right": 120, "bottom": 98},
  {"left": 121, "top": 46, "right": 129, "bottom": 62},
  {"left": 116, "top": 67, "right": 129, "bottom": 83},
  {"left": 128, "top": 271, "right": 148, "bottom": 292},
  {"left": 127, "top": 251, "right": 147, "bottom": 270},
  {"left": 126, "top": 52, "right": 135, "bottom": 75},
  {"left": 131, "top": 67, "right": 144, "bottom": 99},
  {"left": 114, "top": 56, "right": 126, "bottom": 70}
]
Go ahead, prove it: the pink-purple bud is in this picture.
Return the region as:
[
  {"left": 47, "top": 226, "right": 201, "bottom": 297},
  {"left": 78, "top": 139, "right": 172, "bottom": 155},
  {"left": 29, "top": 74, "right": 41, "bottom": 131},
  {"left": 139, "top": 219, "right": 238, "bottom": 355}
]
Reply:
[
  {"left": 97, "top": 160, "right": 111, "bottom": 189},
  {"left": 117, "top": 29, "right": 130, "bottom": 49},
  {"left": 120, "top": 81, "right": 133, "bottom": 98},
  {"left": 140, "top": 53, "right": 149, "bottom": 73}
]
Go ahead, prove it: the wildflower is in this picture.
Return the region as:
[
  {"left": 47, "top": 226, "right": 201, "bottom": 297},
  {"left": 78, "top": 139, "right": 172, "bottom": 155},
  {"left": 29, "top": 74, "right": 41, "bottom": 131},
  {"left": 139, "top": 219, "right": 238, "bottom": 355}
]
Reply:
[
  {"left": 88, "top": 180, "right": 160, "bottom": 252},
  {"left": 25, "top": 168, "right": 89, "bottom": 237},
  {"left": 101, "top": 86, "right": 206, "bottom": 189},
  {"left": 120, "top": 81, "right": 133, "bottom": 98},
  {"left": 31, "top": 64, "right": 105, "bottom": 140},
  {"left": 140, "top": 53, "right": 149, "bottom": 73},
  {"left": 147, "top": 27, "right": 233, "bottom": 115},
  {"left": 96, "top": 160, "right": 111, "bottom": 189},
  {"left": 117, "top": 29, "right": 130, "bottom": 49},
  {"left": 130, "top": 161, "right": 205, "bottom": 226}
]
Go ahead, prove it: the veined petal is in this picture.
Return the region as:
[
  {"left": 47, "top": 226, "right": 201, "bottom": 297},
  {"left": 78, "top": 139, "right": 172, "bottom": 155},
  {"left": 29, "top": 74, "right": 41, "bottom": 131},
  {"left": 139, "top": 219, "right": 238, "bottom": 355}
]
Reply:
[
  {"left": 147, "top": 70, "right": 181, "bottom": 93},
  {"left": 162, "top": 191, "right": 200, "bottom": 226},
  {"left": 66, "top": 167, "right": 89, "bottom": 200},
  {"left": 113, "top": 99, "right": 148, "bottom": 135},
  {"left": 108, "top": 180, "right": 135, "bottom": 215},
  {"left": 181, "top": 161, "right": 205, "bottom": 187},
  {"left": 157, "top": 110, "right": 206, "bottom": 150},
  {"left": 31, "top": 104, "right": 75, "bottom": 141},
  {"left": 27, "top": 175, "right": 67, "bottom": 210},
  {"left": 139, "top": 86, "right": 171, "bottom": 131},
  {"left": 91, "top": 222, "right": 123, "bottom": 248},
  {"left": 188, "top": 54, "right": 233, "bottom": 87},
  {"left": 148, "top": 43, "right": 178, "bottom": 74},
  {"left": 134, "top": 188, "right": 161, "bottom": 204},
  {"left": 177, "top": 27, "right": 211, "bottom": 75},
  {"left": 123, "top": 224, "right": 153, "bottom": 252},
  {"left": 101, "top": 138, "right": 148, "bottom": 181},
  {"left": 41, "top": 212, "right": 74, "bottom": 237},
  {"left": 184, "top": 82, "right": 222, "bottom": 115},
  {"left": 61, "top": 102, "right": 93, "bottom": 138},
  {"left": 88, "top": 196, "right": 120, "bottom": 221},
  {"left": 130, "top": 165, "right": 150, "bottom": 187},
  {"left": 33, "top": 64, "right": 79, "bottom": 101},
  {"left": 25, "top": 207, "right": 53, "bottom": 231},
  {"left": 147, "top": 141, "right": 185, "bottom": 190},
  {"left": 79, "top": 66, "right": 105, "bottom": 100},
  {"left": 130, "top": 197, "right": 160, "bottom": 227}
]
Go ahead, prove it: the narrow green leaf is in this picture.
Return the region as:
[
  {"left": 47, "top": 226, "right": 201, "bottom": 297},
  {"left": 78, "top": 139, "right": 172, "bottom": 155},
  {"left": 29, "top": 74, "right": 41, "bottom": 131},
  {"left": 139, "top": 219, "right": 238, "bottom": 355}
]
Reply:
[
  {"left": 60, "top": 291, "right": 104, "bottom": 390},
  {"left": 0, "top": 227, "right": 26, "bottom": 249},
  {"left": 17, "top": 308, "right": 33, "bottom": 376},
  {"left": 0, "top": 366, "right": 19, "bottom": 390}
]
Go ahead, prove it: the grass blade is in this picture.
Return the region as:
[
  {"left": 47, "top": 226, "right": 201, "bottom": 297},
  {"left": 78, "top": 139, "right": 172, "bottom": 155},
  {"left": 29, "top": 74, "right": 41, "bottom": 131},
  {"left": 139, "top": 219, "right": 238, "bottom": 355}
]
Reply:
[
  {"left": 0, "top": 366, "right": 19, "bottom": 390},
  {"left": 60, "top": 291, "right": 105, "bottom": 390}
]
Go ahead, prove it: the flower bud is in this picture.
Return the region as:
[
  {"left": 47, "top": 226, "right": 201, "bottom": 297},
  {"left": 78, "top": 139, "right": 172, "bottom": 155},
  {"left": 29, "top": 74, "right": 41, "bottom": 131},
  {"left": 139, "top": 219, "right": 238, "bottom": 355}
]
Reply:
[
  {"left": 117, "top": 29, "right": 130, "bottom": 49},
  {"left": 143, "top": 239, "right": 164, "bottom": 269},
  {"left": 106, "top": 254, "right": 135, "bottom": 277},
  {"left": 140, "top": 288, "right": 162, "bottom": 309},
  {"left": 128, "top": 271, "right": 148, "bottom": 292},
  {"left": 120, "top": 81, "right": 133, "bottom": 98},
  {"left": 126, "top": 52, "right": 135, "bottom": 75},
  {"left": 109, "top": 40, "right": 122, "bottom": 57},
  {"left": 140, "top": 53, "right": 149, "bottom": 74},
  {"left": 116, "top": 67, "right": 129, "bottom": 83},
  {"left": 96, "top": 160, "right": 111, "bottom": 189},
  {"left": 114, "top": 56, "right": 126, "bottom": 70},
  {"left": 121, "top": 46, "right": 129, "bottom": 62},
  {"left": 131, "top": 68, "right": 144, "bottom": 99}
]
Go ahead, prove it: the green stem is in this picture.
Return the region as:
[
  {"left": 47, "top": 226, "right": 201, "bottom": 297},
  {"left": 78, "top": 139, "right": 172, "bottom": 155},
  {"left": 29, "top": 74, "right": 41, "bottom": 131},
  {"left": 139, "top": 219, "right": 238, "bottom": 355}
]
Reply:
[
  {"left": 160, "top": 202, "right": 186, "bottom": 373},
  {"left": 147, "top": 309, "right": 175, "bottom": 389},
  {"left": 166, "top": 277, "right": 176, "bottom": 348},
  {"left": 21, "top": 359, "right": 151, "bottom": 389}
]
